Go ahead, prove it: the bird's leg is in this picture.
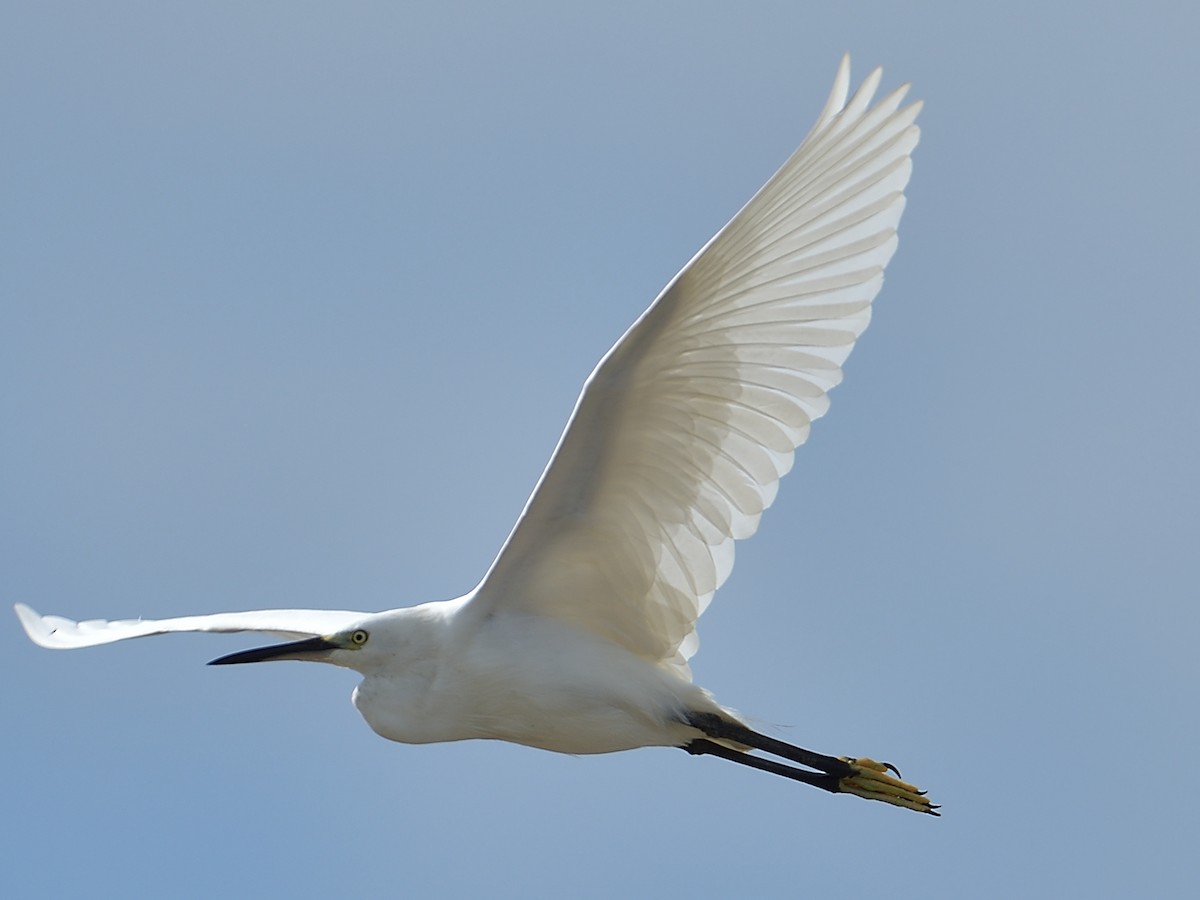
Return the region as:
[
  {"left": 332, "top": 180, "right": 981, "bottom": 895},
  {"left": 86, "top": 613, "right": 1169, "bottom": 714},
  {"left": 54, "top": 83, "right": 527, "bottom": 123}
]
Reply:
[
  {"left": 685, "top": 739, "right": 841, "bottom": 791},
  {"left": 683, "top": 712, "right": 939, "bottom": 815},
  {"left": 685, "top": 711, "right": 853, "bottom": 775}
]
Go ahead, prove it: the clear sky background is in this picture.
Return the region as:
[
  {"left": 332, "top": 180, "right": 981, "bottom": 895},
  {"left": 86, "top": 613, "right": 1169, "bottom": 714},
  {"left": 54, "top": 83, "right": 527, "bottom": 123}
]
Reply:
[{"left": 3, "top": 3, "right": 1197, "bottom": 897}]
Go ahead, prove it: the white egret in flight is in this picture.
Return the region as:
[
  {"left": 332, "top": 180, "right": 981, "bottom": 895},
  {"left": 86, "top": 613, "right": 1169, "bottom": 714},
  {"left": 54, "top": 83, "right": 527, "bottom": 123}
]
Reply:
[{"left": 16, "top": 56, "right": 934, "bottom": 814}]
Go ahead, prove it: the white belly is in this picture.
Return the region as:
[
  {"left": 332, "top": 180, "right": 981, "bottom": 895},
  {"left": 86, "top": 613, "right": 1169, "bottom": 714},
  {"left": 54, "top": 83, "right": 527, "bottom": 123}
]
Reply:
[{"left": 351, "top": 614, "right": 720, "bottom": 755}]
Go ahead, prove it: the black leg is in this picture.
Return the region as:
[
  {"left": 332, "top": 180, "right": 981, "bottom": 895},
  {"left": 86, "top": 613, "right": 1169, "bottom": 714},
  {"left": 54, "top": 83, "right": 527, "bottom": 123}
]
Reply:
[
  {"left": 684, "top": 739, "right": 841, "bottom": 793},
  {"left": 684, "top": 711, "right": 855, "bottom": 778},
  {"left": 683, "top": 711, "right": 941, "bottom": 815}
]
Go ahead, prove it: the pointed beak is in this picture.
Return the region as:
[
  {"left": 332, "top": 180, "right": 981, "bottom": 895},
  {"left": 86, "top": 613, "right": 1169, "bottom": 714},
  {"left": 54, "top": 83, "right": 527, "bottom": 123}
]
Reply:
[{"left": 207, "top": 635, "right": 340, "bottom": 666}]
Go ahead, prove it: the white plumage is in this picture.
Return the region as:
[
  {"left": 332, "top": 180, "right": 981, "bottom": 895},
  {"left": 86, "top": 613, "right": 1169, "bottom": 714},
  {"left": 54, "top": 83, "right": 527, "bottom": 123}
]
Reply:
[{"left": 15, "top": 57, "right": 935, "bottom": 814}]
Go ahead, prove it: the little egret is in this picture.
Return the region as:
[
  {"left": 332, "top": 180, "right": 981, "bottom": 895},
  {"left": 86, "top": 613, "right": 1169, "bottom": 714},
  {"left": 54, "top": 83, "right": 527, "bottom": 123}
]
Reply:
[{"left": 16, "top": 56, "right": 935, "bottom": 814}]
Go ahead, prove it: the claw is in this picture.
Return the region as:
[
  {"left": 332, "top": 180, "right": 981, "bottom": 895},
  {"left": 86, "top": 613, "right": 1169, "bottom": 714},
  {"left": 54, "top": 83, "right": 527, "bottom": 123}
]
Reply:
[{"left": 837, "top": 757, "right": 939, "bottom": 816}]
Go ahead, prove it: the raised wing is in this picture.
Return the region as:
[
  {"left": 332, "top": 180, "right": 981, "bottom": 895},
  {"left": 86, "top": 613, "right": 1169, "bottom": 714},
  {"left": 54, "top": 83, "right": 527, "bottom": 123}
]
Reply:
[
  {"left": 14, "top": 602, "right": 367, "bottom": 650},
  {"left": 467, "top": 57, "right": 921, "bottom": 678}
]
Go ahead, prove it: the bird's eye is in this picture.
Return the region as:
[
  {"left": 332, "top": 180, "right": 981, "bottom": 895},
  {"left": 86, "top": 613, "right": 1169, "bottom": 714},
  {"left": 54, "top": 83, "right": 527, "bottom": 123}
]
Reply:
[{"left": 350, "top": 629, "right": 369, "bottom": 646}]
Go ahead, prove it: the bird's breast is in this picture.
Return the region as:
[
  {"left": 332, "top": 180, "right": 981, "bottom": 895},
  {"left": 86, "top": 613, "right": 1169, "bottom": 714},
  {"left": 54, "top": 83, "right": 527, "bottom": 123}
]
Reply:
[{"left": 349, "top": 614, "right": 711, "bottom": 754}]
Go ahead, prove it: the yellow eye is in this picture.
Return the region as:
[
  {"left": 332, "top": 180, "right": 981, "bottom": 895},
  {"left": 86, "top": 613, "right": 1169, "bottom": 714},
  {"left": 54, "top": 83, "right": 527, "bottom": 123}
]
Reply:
[{"left": 350, "top": 629, "right": 369, "bottom": 646}]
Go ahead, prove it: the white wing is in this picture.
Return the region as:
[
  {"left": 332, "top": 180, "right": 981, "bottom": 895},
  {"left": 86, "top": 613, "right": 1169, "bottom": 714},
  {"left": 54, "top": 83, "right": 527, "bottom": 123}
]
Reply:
[
  {"left": 14, "top": 602, "right": 367, "bottom": 650},
  {"left": 468, "top": 57, "right": 921, "bottom": 678}
]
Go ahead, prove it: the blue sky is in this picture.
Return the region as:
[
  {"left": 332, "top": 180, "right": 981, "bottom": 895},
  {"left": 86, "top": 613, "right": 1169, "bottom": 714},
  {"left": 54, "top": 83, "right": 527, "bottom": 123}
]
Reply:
[{"left": 3, "top": 3, "right": 1197, "bottom": 897}]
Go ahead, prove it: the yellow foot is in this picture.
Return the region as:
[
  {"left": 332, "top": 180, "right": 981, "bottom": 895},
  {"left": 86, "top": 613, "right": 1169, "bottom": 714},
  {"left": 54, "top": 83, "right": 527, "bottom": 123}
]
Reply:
[{"left": 838, "top": 757, "right": 940, "bottom": 816}]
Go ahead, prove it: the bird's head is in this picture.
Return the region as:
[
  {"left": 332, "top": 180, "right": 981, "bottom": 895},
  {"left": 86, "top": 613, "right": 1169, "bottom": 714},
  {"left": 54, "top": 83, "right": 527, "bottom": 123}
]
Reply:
[
  {"left": 203, "top": 605, "right": 440, "bottom": 673},
  {"left": 206, "top": 625, "right": 376, "bottom": 670},
  {"left": 206, "top": 607, "right": 451, "bottom": 676}
]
